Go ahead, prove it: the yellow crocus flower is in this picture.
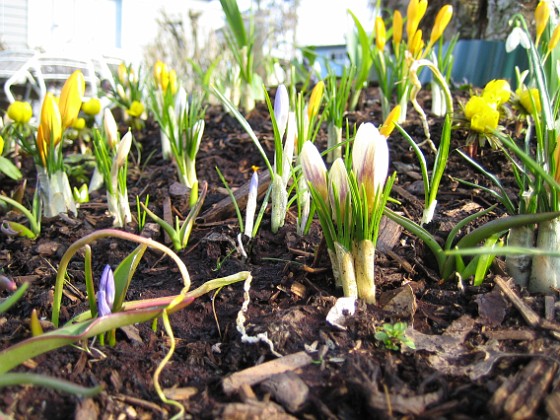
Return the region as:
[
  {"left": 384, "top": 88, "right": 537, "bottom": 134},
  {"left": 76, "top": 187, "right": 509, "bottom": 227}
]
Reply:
[
  {"left": 392, "top": 10, "right": 403, "bottom": 46},
  {"left": 408, "top": 29, "right": 425, "bottom": 57},
  {"left": 59, "top": 70, "right": 85, "bottom": 130},
  {"left": 535, "top": 1, "right": 550, "bottom": 46},
  {"left": 0, "top": 135, "right": 4, "bottom": 155},
  {"left": 548, "top": 24, "right": 560, "bottom": 53},
  {"left": 118, "top": 62, "right": 128, "bottom": 86},
  {"left": 7, "top": 101, "right": 32, "bottom": 124},
  {"left": 169, "top": 69, "right": 178, "bottom": 94},
  {"left": 406, "top": 0, "right": 428, "bottom": 44},
  {"left": 375, "top": 16, "right": 387, "bottom": 51},
  {"left": 37, "top": 93, "right": 62, "bottom": 166},
  {"left": 429, "top": 5, "right": 453, "bottom": 47},
  {"left": 153, "top": 60, "right": 165, "bottom": 86},
  {"left": 127, "top": 100, "right": 145, "bottom": 118},
  {"left": 307, "top": 80, "right": 324, "bottom": 121},
  {"left": 81, "top": 97, "right": 101, "bottom": 116},
  {"left": 379, "top": 105, "right": 401, "bottom": 137}
]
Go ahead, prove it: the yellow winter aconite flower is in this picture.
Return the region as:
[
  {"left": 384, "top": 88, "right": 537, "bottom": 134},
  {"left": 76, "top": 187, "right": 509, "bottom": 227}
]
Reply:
[
  {"left": 72, "top": 117, "right": 86, "bottom": 130},
  {"left": 429, "top": 5, "right": 453, "bottom": 47},
  {"left": 517, "top": 87, "right": 542, "bottom": 114},
  {"left": 392, "top": 10, "right": 403, "bottom": 46},
  {"left": 81, "top": 97, "right": 101, "bottom": 116},
  {"left": 307, "top": 80, "right": 324, "bottom": 121},
  {"left": 470, "top": 106, "right": 499, "bottom": 133},
  {"left": 535, "top": 1, "right": 550, "bottom": 46},
  {"left": 127, "top": 100, "right": 145, "bottom": 118},
  {"left": 375, "top": 16, "right": 387, "bottom": 51},
  {"left": 482, "top": 79, "right": 511, "bottom": 106},
  {"left": 37, "top": 93, "right": 62, "bottom": 166},
  {"left": 7, "top": 101, "right": 32, "bottom": 124},
  {"left": 464, "top": 96, "right": 495, "bottom": 120},
  {"left": 59, "top": 70, "right": 85, "bottom": 130}
]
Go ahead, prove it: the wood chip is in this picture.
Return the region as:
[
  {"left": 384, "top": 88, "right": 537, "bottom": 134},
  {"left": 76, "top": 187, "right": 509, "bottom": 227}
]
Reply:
[
  {"left": 490, "top": 358, "right": 558, "bottom": 419},
  {"left": 222, "top": 351, "right": 313, "bottom": 395}
]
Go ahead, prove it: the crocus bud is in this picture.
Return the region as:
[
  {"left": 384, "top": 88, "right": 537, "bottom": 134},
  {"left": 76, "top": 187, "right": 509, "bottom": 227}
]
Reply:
[
  {"left": 0, "top": 135, "right": 3, "bottom": 155},
  {"left": 392, "top": 10, "right": 403, "bottom": 46},
  {"left": 409, "top": 29, "right": 425, "bottom": 57},
  {"left": 153, "top": 60, "right": 165, "bottom": 87},
  {"left": 379, "top": 105, "right": 401, "bottom": 137},
  {"left": 0, "top": 274, "right": 16, "bottom": 292},
  {"left": 37, "top": 93, "right": 62, "bottom": 166},
  {"left": 244, "top": 166, "right": 259, "bottom": 238},
  {"left": 97, "top": 264, "right": 115, "bottom": 317},
  {"left": 548, "top": 24, "right": 560, "bottom": 54},
  {"left": 517, "top": 87, "right": 542, "bottom": 114},
  {"left": 7, "top": 101, "right": 32, "bottom": 124},
  {"left": 82, "top": 97, "right": 102, "bottom": 116},
  {"left": 375, "top": 16, "right": 387, "bottom": 51},
  {"left": 352, "top": 123, "right": 389, "bottom": 212},
  {"left": 59, "top": 70, "right": 85, "bottom": 130},
  {"left": 535, "top": 1, "right": 550, "bottom": 46},
  {"left": 274, "top": 84, "right": 289, "bottom": 141},
  {"left": 103, "top": 108, "right": 119, "bottom": 149},
  {"left": 118, "top": 63, "right": 128, "bottom": 86},
  {"left": 307, "top": 80, "right": 324, "bottom": 121},
  {"left": 300, "top": 141, "right": 328, "bottom": 202},
  {"left": 406, "top": 0, "right": 428, "bottom": 41},
  {"left": 429, "top": 5, "right": 453, "bottom": 46},
  {"left": 328, "top": 158, "right": 350, "bottom": 221}
]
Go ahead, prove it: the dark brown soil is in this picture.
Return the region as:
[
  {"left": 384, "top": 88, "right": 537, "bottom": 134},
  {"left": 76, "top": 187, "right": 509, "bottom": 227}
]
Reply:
[{"left": 1, "top": 86, "right": 559, "bottom": 419}]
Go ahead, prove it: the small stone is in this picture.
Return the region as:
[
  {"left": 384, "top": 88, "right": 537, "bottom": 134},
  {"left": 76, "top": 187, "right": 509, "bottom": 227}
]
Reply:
[
  {"left": 169, "top": 182, "right": 189, "bottom": 197},
  {"left": 260, "top": 371, "right": 309, "bottom": 413}
]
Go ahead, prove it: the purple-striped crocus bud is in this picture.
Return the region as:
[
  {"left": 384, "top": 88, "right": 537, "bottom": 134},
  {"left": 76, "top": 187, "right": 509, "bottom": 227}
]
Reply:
[
  {"left": 0, "top": 274, "right": 17, "bottom": 292},
  {"left": 300, "top": 141, "right": 328, "bottom": 202},
  {"left": 328, "top": 158, "right": 350, "bottom": 221},
  {"left": 274, "top": 84, "right": 289, "bottom": 140},
  {"left": 97, "top": 264, "right": 115, "bottom": 317},
  {"left": 352, "top": 123, "right": 389, "bottom": 212}
]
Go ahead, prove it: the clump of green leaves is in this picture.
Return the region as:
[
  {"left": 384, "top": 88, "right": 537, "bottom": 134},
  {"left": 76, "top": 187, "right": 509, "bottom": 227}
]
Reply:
[{"left": 374, "top": 322, "right": 415, "bottom": 351}]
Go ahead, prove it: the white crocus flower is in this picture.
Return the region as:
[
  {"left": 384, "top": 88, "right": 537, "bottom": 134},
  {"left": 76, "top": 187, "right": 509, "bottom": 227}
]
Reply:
[
  {"left": 300, "top": 141, "right": 328, "bottom": 203},
  {"left": 328, "top": 158, "right": 351, "bottom": 222},
  {"left": 274, "top": 84, "right": 289, "bottom": 142},
  {"left": 352, "top": 123, "right": 389, "bottom": 212}
]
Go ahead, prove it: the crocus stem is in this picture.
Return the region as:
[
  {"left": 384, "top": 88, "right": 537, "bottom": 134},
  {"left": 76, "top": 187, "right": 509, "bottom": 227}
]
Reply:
[
  {"left": 529, "top": 217, "right": 560, "bottom": 293},
  {"left": 506, "top": 225, "right": 535, "bottom": 287},
  {"left": 353, "top": 239, "right": 376, "bottom": 304},
  {"left": 327, "top": 123, "right": 342, "bottom": 163},
  {"left": 334, "top": 242, "right": 358, "bottom": 298}
]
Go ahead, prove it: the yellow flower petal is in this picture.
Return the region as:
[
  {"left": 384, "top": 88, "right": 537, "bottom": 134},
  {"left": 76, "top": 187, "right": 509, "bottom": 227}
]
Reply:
[
  {"left": 536, "top": 1, "right": 550, "bottom": 46},
  {"left": 7, "top": 101, "right": 32, "bottom": 124},
  {"left": 37, "top": 93, "right": 62, "bottom": 166},
  {"left": 307, "top": 80, "right": 324, "bottom": 121},
  {"left": 59, "top": 70, "right": 85, "bottom": 129},
  {"left": 81, "top": 97, "right": 101, "bottom": 116},
  {"left": 429, "top": 5, "right": 453, "bottom": 46},
  {"left": 375, "top": 17, "right": 387, "bottom": 51},
  {"left": 392, "top": 10, "right": 403, "bottom": 46}
]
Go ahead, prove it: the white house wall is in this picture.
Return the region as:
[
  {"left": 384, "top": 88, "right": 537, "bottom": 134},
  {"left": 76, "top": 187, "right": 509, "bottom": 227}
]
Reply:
[{"left": 0, "top": 0, "right": 28, "bottom": 49}]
